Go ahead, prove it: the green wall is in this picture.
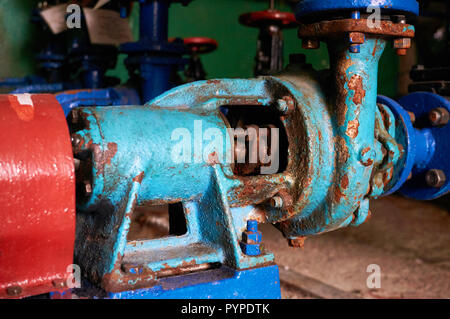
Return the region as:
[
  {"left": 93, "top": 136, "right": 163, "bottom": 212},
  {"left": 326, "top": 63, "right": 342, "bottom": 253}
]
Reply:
[
  {"left": 0, "top": 0, "right": 399, "bottom": 97},
  {"left": 0, "top": 0, "right": 38, "bottom": 77}
]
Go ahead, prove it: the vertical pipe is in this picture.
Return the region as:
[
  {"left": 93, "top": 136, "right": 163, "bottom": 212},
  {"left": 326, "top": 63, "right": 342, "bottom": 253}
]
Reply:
[
  {"left": 140, "top": 0, "right": 169, "bottom": 42},
  {"left": 138, "top": 0, "right": 172, "bottom": 102},
  {"left": 141, "top": 64, "right": 172, "bottom": 103},
  {"left": 327, "top": 37, "right": 386, "bottom": 220}
]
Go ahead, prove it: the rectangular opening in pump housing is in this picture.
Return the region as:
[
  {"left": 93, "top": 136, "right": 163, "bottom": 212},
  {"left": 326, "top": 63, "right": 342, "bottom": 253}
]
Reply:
[
  {"left": 220, "top": 105, "right": 289, "bottom": 176},
  {"left": 127, "top": 202, "right": 187, "bottom": 241}
]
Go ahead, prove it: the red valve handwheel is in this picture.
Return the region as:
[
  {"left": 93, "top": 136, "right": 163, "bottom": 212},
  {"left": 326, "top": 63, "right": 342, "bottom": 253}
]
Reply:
[
  {"left": 239, "top": 9, "right": 298, "bottom": 28},
  {"left": 183, "top": 37, "right": 218, "bottom": 54}
]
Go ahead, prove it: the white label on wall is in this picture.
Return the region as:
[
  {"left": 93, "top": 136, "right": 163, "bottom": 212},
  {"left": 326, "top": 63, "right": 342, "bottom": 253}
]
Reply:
[
  {"left": 39, "top": 4, "right": 68, "bottom": 34},
  {"left": 83, "top": 8, "right": 133, "bottom": 46}
]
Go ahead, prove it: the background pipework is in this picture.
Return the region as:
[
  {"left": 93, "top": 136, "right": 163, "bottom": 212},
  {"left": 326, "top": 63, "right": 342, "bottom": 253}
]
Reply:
[{"left": 0, "top": 0, "right": 399, "bottom": 97}]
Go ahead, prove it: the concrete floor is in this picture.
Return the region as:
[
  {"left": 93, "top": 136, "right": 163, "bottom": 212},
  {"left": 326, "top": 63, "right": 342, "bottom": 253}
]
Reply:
[{"left": 261, "top": 195, "right": 450, "bottom": 299}]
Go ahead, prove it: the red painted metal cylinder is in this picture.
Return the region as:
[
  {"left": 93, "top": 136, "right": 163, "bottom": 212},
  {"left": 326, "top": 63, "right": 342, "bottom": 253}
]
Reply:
[{"left": 0, "top": 94, "right": 75, "bottom": 299}]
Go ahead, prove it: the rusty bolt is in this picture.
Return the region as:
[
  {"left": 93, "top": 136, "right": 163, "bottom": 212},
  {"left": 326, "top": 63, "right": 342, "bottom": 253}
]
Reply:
[
  {"left": 74, "top": 158, "right": 81, "bottom": 171},
  {"left": 425, "top": 169, "right": 446, "bottom": 188},
  {"left": 6, "top": 286, "right": 22, "bottom": 296},
  {"left": 302, "top": 38, "right": 320, "bottom": 50},
  {"left": 349, "top": 32, "right": 365, "bottom": 54},
  {"left": 52, "top": 279, "right": 66, "bottom": 288},
  {"left": 396, "top": 48, "right": 407, "bottom": 56},
  {"left": 394, "top": 38, "right": 411, "bottom": 56},
  {"left": 270, "top": 196, "right": 284, "bottom": 208},
  {"left": 277, "top": 96, "right": 295, "bottom": 114},
  {"left": 288, "top": 236, "right": 306, "bottom": 248},
  {"left": 349, "top": 32, "right": 365, "bottom": 45},
  {"left": 394, "top": 38, "right": 412, "bottom": 49},
  {"left": 84, "top": 180, "right": 92, "bottom": 195},
  {"left": 71, "top": 109, "right": 79, "bottom": 124},
  {"left": 359, "top": 147, "right": 376, "bottom": 167},
  {"left": 429, "top": 107, "right": 449, "bottom": 126},
  {"left": 71, "top": 134, "right": 82, "bottom": 150},
  {"left": 277, "top": 99, "right": 288, "bottom": 114},
  {"left": 394, "top": 15, "right": 410, "bottom": 56},
  {"left": 122, "top": 263, "right": 144, "bottom": 275},
  {"left": 407, "top": 111, "right": 416, "bottom": 124}
]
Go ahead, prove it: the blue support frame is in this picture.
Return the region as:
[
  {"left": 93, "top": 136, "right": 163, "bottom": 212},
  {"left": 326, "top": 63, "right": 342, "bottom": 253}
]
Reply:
[
  {"left": 107, "top": 265, "right": 281, "bottom": 299},
  {"left": 50, "top": 265, "right": 281, "bottom": 299}
]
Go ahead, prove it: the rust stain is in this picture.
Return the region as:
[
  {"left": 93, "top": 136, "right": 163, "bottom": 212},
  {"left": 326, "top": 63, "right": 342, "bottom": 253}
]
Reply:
[
  {"left": 132, "top": 171, "right": 145, "bottom": 184},
  {"left": 335, "top": 136, "right": 349, "bottom": 164},
  {"left": 341, "top": 174, "right": 349, "bottom": 190},
  {"left": 333, "top": 184, "right": 346, "bottom": 203},
  {"left": 206, "top": 79, "right": 221, "bottom": 85},
  {"left": 93, "top": 142, "right": 118, "bottom": 176},
  {"left": 348, "top": 75, "right": 365, "bottom": 105},
  {"left": 298, "top": 19, "right": 415, "bottom": 38},
  {"left": 372, "top": 39, "right": 379, "bottom": 57},
  {"left": 346, "top": 119, "right": 360, "bottom": 138},
  {"left": 360, "top": 147, "right": 374, "bottom": 166}
]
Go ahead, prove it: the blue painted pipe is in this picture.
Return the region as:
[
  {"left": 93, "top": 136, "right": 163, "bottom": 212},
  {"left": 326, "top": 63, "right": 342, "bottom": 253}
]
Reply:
[{"left": 140, "top": 0, "right": 169, "bottom": 42}]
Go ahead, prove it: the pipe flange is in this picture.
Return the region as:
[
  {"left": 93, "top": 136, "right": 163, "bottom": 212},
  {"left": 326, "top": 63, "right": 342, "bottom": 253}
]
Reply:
[
  {"left": 296, "top": 0, "right": 419, "bottom": 21},
  {"left": 298, "top": 19, "right": 415, "bottom": 40},
  {"left": 397, "top": 92, "right": 450, "bottom": 200}
]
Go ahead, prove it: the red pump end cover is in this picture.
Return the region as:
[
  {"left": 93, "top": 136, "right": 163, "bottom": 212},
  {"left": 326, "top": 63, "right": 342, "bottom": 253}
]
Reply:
[{"left": 0, "top": 94, "right": 75, "bottom": 299}]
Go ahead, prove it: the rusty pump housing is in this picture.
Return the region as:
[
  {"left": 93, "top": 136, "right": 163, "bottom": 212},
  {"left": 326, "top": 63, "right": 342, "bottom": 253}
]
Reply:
[
  {"left": 5, "top": 0, "right": 447, "bottom": 299},
  {"left": 65, "top": 2, "right": 430, "bottom": 294}
]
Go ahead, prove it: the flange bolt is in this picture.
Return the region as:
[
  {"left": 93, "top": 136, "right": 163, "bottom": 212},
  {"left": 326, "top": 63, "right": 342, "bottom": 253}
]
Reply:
[
  {"left": 429, "top": 107, "right": 449, "bottom": 127},
  {"left": 270, "top": 196, "right": 284, "bottom": 208},
  {"left": 240, "top": 220, "right": 262, "bottom": 256},
  {"left": 302, "top": 38, "right": 320, "bottom": 50},
  {"left": 425, "top": 169, "right": 446, "bottom": 188}
]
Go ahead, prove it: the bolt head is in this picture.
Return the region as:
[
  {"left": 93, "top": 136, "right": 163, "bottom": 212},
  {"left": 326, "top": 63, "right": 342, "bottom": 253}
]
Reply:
[
  {"left": 277, "top": 99, "right": 288, "bottom": 113},
  {"left": 407, "top": 111, "right": 416, "bottom": 124},
  {"left": 84, "top": 180, "right": 92, "bottom": 195},
  {"left": 242, "top": 231, "right": 262, "bottom": 244},
  {"left": 246, "top": 219, "right": 258, "bottom": 232},
  {"left": 71, "top": 109, "right": 79, "bottom": 124},
  {"left": 288, "top": 236, "right": 306, "bottom": 248},
  {"left": 6, "top": 286, "right": 22, "bottom": 296},
  {"left": 240, "top": 242, "right": 261, "bottom": 256},
  {"left": 74, "top": 158, "right": 81, "bottom": 171},
  {"left": 396, "top": 48, "right": 408, "bottom": 56},
  {"left": 270, "top": 196, "right": 284, "bottom": 208},
  {"left": 429, "top": 107, "right": 449, "bottom": 126},
  {"left": 302, "top": 38, "right": 320, "bottom": 50},
  {"left": 425, "top": 169, "right": 446, "bottom": 188},
  {"left": 394, "top": 38, "right": 411, "bottom": 49},
  {"left": 52, "top": 279, "right": 66, "bottom": 288},
  {"left": 359, "top": 147, "right": 375, "bottom": 167},
  {"left": 122, "top": 263, "right": 144, "bottom": 275},
  {"left": 349, "top": 32, "right": 365, "bottom": 45},
  {"left": 278, "top": 96, "right": 295, "bottom": 114},
  {"left": 349, "top": 44, "right": 361, "bottom": 53}
]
